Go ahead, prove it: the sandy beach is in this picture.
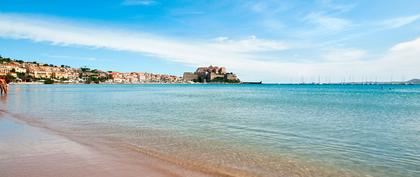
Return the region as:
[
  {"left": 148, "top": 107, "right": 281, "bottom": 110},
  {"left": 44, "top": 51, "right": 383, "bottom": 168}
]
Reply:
[
  {"left": 0, "top": 116, "right": 214, "bottom": 177},
  {"left": 1, "top": 84, "right": 419, "bottom": 177}
]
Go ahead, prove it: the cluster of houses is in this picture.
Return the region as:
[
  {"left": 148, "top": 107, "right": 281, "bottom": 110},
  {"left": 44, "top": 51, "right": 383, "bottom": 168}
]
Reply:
[
  {"left": 0, "top": 60, "right": 181, "bottom": 84},
  {"left": 0, "top": 56, "right": 239, "bottom": 84},
  {"left": 26, "top": 63, "right": 80, "bottom": 82},
  {"left": 107, "top": 72, "right": 180, "bottom": 84},
  {"left": 0, "top": 61, "right": 78, "bottom": 82}
]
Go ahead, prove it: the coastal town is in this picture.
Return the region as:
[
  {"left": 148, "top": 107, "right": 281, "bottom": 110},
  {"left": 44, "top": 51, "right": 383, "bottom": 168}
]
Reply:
[{"left": 0, "top": 55, "right": 240, "bottom": 84}]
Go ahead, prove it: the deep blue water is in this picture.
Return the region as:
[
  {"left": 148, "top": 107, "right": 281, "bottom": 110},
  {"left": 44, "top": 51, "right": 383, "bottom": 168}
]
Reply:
[{"left": 1, "top": 84, "right": 419, "bottom": 177}]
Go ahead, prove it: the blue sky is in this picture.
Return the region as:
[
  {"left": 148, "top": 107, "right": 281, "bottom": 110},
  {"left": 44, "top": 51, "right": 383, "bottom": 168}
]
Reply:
[{"left": 0, "top": 0, "right": 419, "bottom": 82}]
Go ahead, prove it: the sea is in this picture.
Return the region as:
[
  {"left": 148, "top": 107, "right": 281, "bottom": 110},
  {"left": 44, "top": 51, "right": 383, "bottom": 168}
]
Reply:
[{"left": 1, "top": 84, "right": 419, "bottom": 177}]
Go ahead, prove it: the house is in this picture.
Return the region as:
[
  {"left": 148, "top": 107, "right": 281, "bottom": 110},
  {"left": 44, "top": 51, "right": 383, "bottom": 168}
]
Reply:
[{"left": 0, "top": 66, "right": 9, "bottom": 76}]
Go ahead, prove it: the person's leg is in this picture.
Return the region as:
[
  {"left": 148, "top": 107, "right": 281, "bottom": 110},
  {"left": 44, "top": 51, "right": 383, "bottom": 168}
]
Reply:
[{"left": 0, "top": 80, "right": 6, "bottom": 95}]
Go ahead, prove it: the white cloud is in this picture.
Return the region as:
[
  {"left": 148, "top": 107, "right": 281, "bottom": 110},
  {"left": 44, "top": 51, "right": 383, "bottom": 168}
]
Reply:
[
  {"left": 0, "top": 14, "right": 418, "bottom": 83},
  {"left": 305, "top": 12, "right": 351, "bottom": 31},
  {"left": 43, "top": 54, "right": 97, "bottom": 61},
  {"left": 370, "top": 37, "right": 420, "bottom": 80},
  {"left": 382, "top": 14, "right": 420, "bottom": 29},
  {"left": 391, "top": 37, "right": 420, "bottom": 51},
  {"left": 122, "top": 0, "right": 155, "bottom": 6},
  {"left": 211, "top": 35, "right": 290, "bottom": 52},
  {"left": 0, "top": 14, "right": 276, "bottom": 72},
  {"left": 323, "top": 48, "right": 367, "bottom": 62}
]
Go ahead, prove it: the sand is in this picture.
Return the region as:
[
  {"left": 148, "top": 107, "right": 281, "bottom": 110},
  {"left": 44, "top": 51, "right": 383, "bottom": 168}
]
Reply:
[{"left": 0, "top": 117, "right": 215, "bottom": 177}]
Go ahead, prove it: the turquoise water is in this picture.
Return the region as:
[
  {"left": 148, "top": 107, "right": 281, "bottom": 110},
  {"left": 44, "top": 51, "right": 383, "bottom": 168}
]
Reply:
[{"left": 1, "top": 84, "right": 419, "bottom": 176}]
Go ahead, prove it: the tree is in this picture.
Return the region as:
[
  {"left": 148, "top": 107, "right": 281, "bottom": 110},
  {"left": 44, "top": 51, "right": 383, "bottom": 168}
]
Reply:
[
  {"left": 44, "top": 78, "right": 54, "bottom": 84},
  {"left": 0, "top": 57, "right": 11, "bottom": 63},
  {"left": 5, "top": 74, "right": 16, "bottom": 83},
  {"left": 209, "top": 77, "right": 240, "bottom": 83},
  {"left": 16, "top": 73, "right": 33, "bottom": 82},
  {"left": 81, "top": 67, "right": 91, "bottom": 72}
]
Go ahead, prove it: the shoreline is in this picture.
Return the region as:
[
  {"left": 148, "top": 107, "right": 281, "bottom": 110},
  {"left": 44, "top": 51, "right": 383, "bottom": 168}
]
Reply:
[
  {"left": 2, "top": 84, "right": 418, "bottom": 177},
  {"left": 0, "top": 113, "right": 217, "bottom": 177},
  {"left": 1, "top": 110, "right": 259, "bottom": 177},
  {"left": 0, "top": 109, "right": 363, "bottom": 177}
]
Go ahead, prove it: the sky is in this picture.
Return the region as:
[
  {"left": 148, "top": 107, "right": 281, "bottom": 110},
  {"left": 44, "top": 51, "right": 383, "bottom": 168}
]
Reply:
[{"left": 0, "top": 0, "right": 419, "bottom": 83}]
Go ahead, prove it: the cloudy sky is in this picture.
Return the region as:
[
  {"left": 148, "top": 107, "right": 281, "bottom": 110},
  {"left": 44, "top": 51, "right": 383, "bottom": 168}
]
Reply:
[{"left": 0, "top": 0, "right": 419, "bottom": 82}]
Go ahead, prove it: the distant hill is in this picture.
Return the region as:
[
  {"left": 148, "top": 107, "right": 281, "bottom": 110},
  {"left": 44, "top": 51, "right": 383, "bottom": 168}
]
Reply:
[{"left": 407, "top": 79, "right": 420, "bottom": 84}]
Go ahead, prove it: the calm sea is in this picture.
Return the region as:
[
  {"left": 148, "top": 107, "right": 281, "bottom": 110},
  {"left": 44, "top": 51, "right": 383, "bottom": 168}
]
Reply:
[{"left": 1, "top": 84, "right": 419, "bottom": 177}]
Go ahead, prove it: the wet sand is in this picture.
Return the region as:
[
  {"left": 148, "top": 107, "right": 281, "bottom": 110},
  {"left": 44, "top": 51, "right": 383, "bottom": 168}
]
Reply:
[{"left": 0, "top": 117, "right": 215, "bottom": 177}]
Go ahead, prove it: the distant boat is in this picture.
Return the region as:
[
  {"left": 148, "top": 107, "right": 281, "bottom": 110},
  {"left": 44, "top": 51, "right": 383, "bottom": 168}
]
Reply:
[{"left": 242, "top": 81, "right": 262, "bottom": 84}]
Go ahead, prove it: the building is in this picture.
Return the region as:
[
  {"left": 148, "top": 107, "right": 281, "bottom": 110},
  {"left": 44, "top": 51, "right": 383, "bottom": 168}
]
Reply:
[
  {"left": 109, "top": 72, "right": 123, "bottom": 80},
  {"left": 209, "top": 72, "right": 224, "bottom": 80},
  {"left": 225, "top": 73, "right": 238, "bottom": 81},
  {"left": 183, "top": 72, "right": 198, "bottom": 82},
  {"left": 0, "top": 66, "right": 9, "bottom": 76},
  {"left": 26, "top": 64, "right": 52, "bottom": 79},
  {"left": 52, "top": 72, "right": 69, "bottom": 79},
  {"left": 138, "top": 72, "right": 146, "bottom": 82},
  {"left": 33, "top": 71, "right": 53, "bottom": 78},
  {"left": 0, "top": 62, "right": 26, "bottom": 74},
  {"left": 183, "top": 66, "right": 239, "bottom": 83},
  {"left": 14, "top": 67, "right": 26, "bottom": 73}
]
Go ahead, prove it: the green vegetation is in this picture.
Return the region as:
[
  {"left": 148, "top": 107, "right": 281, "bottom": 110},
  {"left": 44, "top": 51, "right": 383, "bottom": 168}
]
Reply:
[
  {"left": 59, "top": 77, "right": 69, "bottom": 81},
  {"left": 0, "top": 55, "right": 12, "bottom": 63},
  {"left": 85, "top": 76, "right": 109, "bottom": 84},
  {"left": 193, "top": 76, "right": 240, "bottom": 83},
  {"left": 17, "top": 73, "right": 33, "bottom": 82},
  {"left": 193, "top": 77, "right": 205, "bottom": 83},
  {"left": 80, "top": 67, "right": 91, "bottom": 72},
  {"left": 5, "top": 74, "right": 16, "bottom": 83},
  {"left": 208, "top": 77, "right": 225, "bottom": 82},
  {"left": 44, "top": 78, "right": 54, "bottom": 84},
  {"left": 209, "top": 77, "right": 240, "bottom": 83},
  {"left": 225, "top": 79, "right": 240, "bottom": 83}
]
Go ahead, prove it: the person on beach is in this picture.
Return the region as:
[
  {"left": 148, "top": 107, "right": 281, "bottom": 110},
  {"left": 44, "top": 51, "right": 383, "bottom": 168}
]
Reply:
[{"left": 0, "top": 78, "right": 8, "bottom": 95}]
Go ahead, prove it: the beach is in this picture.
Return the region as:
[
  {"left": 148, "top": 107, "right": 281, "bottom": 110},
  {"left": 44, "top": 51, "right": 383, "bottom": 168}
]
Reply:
[
  {"left": 0, "top": 110, "right": 355, "bottom": 177},
  {"left": 0, "top": 84, "right": 419, "bottom": 177},
  {"left": 0, "top": 116, "right": 214, "bottom": 177},
  {"left": 1, "top": 1, "right": 419, "bottom": 176}
]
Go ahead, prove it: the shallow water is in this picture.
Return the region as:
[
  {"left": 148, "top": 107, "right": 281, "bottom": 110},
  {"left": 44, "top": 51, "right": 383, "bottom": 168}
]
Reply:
[{"left": 1, "top": 84, "right": 419, "bottom": 177}]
